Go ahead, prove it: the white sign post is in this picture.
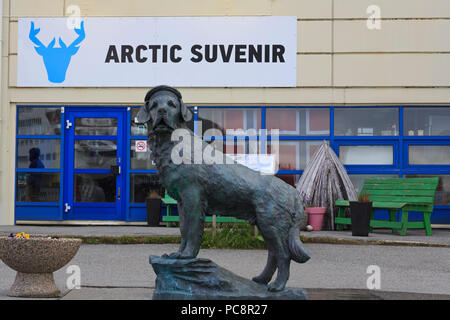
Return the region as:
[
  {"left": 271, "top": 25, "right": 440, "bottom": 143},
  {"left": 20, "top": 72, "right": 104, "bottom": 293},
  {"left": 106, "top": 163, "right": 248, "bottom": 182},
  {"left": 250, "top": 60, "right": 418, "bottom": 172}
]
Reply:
[{"left": 18, "top": 17, "right": 297, "bottom": 87}]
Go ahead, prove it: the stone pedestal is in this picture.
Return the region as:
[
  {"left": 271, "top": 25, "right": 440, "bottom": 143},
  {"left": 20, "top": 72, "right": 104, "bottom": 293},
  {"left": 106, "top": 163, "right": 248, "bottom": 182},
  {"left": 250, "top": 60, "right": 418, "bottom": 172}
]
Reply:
[
  {"left": 9, "top": 272, "right": 60, "bottom": 298},
  {"left": 150, "top": 255, "right": 307, "bottom": 300}
]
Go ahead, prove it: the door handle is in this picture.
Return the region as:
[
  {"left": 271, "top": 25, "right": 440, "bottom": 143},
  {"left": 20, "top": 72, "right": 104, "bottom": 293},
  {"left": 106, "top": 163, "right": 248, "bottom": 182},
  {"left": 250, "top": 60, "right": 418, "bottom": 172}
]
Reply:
[{"left": 117, "top": 187, "right": 121, "bottom": 200}]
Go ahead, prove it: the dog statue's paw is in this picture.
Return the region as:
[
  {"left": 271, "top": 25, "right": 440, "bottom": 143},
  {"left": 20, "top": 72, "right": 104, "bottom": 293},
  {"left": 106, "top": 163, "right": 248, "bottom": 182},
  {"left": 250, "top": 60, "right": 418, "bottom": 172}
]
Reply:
[
  {"left": 267, "top": 281, "right": 286, "bottom": 292},
  {"left": 164, "top": 251, "right": 196, "bottom": 259},
  {"left": 252, "top": 276, "right": 271, "bottom": 285},
  {"left": 166, "top": 252, "right": 182, "bottom": 259}
]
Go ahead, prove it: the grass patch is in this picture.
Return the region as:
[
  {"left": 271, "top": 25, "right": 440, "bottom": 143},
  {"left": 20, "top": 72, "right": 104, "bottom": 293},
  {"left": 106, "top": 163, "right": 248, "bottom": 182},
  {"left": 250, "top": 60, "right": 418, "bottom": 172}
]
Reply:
[
  {"left": 60, "top": 224, "right": 266, "bottom": 249},
  {"left": 63, "top": 235, "right": 182, "bottom": 245},
  {"left": 200, "top": 223, "right": 266, "bottom": 250}
]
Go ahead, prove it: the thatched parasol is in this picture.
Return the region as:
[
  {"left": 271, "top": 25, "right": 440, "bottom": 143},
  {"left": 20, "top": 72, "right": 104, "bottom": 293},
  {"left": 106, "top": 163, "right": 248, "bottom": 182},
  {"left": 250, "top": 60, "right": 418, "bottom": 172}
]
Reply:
[{"left": 296, "top": 141, "right": 357, "bottom": 230}]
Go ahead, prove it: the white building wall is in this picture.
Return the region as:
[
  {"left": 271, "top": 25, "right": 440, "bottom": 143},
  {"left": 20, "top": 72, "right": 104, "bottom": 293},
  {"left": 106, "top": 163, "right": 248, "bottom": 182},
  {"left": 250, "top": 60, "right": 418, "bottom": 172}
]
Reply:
[{"left": 1, "top": 0, "right": 450, "bottom": 224}]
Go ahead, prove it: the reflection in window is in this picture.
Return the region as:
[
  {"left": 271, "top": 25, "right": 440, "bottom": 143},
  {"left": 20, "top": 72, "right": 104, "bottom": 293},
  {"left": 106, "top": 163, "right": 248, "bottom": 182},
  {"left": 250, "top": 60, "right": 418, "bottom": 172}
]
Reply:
[
  {"left": 17, "top": 107, "right": 61, "bottom": 135},
  {"left": 334, "top": 108, "right": 399, "bottom": 136},
  {"left": 408, "top": 145, "right": 450, "bottom": 165},
  {"left": 17, "top": 139, "right": 60, "bottom": 169},
  {"left": 74, "top": 174, "right": 116, "bottom": 203},
  {"left": 198, "top": 108, "right": 261, "bottom": 136},
  {"left": 131, "top": 108, "right": 149, "bottom": 136},
  {"left": 268, "top": 140, "right": 322, "bottom": 170},
  {"left": 349, "top": 174, "right": 398, "bottom": 194},
  {"left": 131, "top": 140, "right": 156, "bottom": 170},
  {"left": 404, "top": 107, "right": 450, "bottom": 136},
  {"left": 16, "top": 173, "right": 60, "bottom": 202},
  {"left": 266, "top": 108, "right": 329, "bottom": 136},
  {"left": 75, "top": 118, "right": 117, "bottom": 135},
  {"left": 276, "top": 174, "right": 301, "bottom": 188},
  {"left": 339, "top": 145, "right": 393, "bottom": 165},
  {"left": 130, "top": 174, "right": 164, "bottom": 203},
  {"left": 405, "top": 175, "right": 450, "bottom": 205}
]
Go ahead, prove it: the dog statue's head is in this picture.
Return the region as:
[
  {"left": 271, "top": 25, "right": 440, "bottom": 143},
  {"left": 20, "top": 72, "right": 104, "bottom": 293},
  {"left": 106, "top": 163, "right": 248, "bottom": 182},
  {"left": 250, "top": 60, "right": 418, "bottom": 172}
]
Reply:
[{"left": 137, "top": 85, "right": 192, "bottom": 134}]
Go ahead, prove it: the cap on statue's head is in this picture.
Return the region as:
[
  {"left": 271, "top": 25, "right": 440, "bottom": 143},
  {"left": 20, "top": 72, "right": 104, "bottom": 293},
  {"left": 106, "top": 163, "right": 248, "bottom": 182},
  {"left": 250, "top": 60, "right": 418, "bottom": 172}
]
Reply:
[{"left": 144, "top": 85, "right": 182, "bottom": 102}]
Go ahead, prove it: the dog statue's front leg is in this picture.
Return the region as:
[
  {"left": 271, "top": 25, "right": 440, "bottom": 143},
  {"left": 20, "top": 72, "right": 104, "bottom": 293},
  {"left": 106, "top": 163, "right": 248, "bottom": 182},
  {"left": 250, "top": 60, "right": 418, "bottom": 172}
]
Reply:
[
  {"left": 167, "top": 187, "right": 205, "bottom": 259},
  {"left": 167, "top": 202, "right": 187, "bottom": 258}
]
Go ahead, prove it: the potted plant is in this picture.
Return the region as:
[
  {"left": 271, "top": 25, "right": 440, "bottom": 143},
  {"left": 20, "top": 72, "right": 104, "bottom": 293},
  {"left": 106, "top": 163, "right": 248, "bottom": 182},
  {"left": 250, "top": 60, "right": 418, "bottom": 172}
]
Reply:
[
  {"left": 304, "top": 206, "right": 327, "bottom": 231},
  {"left": 350, "top": 191, "right": 372, "bottom": 236},
  {"left": 146, "top": 188, "right": 163, "bottom": 227},
  {"left": 0, "top": 234, "right": 81, "bottom": 297},
  {"left": 146, "top": 175, "right": 164, "bottom": 227}
]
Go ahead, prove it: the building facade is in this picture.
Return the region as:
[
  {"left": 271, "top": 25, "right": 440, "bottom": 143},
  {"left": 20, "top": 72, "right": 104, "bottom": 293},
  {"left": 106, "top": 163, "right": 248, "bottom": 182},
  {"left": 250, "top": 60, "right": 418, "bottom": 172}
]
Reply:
[{"left": 1, "top": 0, "right": 450, "bottom": 225}]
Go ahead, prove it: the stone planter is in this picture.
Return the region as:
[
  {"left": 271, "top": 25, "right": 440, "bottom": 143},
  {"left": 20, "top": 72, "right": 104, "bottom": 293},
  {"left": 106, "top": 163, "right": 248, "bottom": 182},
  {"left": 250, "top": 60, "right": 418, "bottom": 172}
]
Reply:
[{"left": 0, "top": 237, "right": 82, "bottom": 298}]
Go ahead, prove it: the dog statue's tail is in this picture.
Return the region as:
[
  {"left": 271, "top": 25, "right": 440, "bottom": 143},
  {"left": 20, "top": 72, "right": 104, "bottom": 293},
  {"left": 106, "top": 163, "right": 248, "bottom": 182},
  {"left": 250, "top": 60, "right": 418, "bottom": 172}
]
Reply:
[{"left": 288, "top": 222, "right": 311, "bottom": 263}]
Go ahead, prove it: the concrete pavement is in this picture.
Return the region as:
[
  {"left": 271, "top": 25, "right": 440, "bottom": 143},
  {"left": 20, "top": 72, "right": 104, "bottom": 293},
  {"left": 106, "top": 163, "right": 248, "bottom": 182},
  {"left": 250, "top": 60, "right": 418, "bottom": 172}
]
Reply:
[
  {"left": 1, "top": 243, "right": 449, "bottom": 300},
  {"left": 1, "top": 225, "right": 449, "bottom": 300}
]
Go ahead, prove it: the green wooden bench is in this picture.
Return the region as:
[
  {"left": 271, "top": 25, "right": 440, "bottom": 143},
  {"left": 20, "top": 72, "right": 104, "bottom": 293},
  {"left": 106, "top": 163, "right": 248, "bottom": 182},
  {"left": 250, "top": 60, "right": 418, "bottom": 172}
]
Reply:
[
  {"left": 161, "top": 191, "right": 247, "bottom": 225},
  {"left": 334, "top": 177, "right": 439, "bottom": 236}
]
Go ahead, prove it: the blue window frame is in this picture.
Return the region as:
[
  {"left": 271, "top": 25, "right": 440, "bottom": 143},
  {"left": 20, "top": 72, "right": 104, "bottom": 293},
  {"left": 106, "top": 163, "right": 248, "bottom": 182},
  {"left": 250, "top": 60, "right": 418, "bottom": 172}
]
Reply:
[{"left": 15, "top": 106, "right": 64, "bottom": 221}]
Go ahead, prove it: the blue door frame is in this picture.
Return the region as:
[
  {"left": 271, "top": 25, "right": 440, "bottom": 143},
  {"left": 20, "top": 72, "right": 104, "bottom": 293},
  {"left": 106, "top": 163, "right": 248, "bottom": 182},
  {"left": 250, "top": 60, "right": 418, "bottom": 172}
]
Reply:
[{"left": 63, "top": 108, "right": 127, "bottom": 220}]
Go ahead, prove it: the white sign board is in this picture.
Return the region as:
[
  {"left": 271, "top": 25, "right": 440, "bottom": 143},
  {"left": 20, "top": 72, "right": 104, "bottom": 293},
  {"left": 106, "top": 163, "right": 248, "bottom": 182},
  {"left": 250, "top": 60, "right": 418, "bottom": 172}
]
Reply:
[
  {"left": 229, "top": 154, "right": 277, "bottom": 175},
  {"left": 135, "top": 140, "right": 148, "bottom": 153},
  {"left": 17, "top": 17, "right": 297, "bottom": 87}
]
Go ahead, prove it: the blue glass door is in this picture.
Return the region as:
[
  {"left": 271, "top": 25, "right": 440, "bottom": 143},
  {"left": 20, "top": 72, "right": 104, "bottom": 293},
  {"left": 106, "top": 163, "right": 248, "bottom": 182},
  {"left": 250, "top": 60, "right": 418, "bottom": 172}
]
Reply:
[{"left": 64, "top": 108, "right": 126, "bottom": 220}]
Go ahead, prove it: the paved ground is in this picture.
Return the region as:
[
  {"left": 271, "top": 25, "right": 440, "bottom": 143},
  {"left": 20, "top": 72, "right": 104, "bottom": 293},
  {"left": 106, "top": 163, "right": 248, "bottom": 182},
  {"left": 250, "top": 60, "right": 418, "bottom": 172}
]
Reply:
[
  {"left": 1, "top": 243, "right": 449, "bottom": 300},
  {"left": 1, "top": 225, "right": 449, "bottom": 300}
]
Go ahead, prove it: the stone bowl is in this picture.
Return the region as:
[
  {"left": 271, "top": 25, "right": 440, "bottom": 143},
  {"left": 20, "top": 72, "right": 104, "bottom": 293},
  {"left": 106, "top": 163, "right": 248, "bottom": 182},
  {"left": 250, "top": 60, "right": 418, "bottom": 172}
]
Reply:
[{"left": 0, "top": 237, "right": 82, "bottom": 298}]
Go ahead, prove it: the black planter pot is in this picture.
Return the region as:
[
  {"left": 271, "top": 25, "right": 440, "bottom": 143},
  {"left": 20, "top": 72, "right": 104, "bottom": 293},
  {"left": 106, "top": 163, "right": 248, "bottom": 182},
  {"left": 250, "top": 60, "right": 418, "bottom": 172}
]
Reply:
[
  {"left": 350, "top": 201, "right": 372, "bottom": 236},
  {"left": 146, "top": 198, "right": 162, "bottom": 227}
]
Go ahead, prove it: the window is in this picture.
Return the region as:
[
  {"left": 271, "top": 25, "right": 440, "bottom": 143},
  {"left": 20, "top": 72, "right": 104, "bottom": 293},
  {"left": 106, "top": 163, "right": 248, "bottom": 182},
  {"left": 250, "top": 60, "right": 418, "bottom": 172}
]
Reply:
[
  {"left": 408, "top": 145, "right": 450, "bottom": 165},
  {"left": 130, "top": 174, "right": 163, "bottom": 203},
  {"left": 75, "top": 118, "right": 117, "bottom": 135},
  {"left": 276, "top": 174, "right": 301, "bottom": 188},
  {"left": 339, "top": 145, "right": 394, "bottom": 165},
  {"left": 16, "top": 172, "right": 60, "bottom": 202},
  {"left": 16, "top": 107, "right": 62, "bottom": 204},
  {"left": 17, "top": 107, "right": 61, "bottom": 135},
  {"left": 74, "top": 173, "right": 116, "bottom": 203},
  {"left": 198, "top": 108, "right": 261, "bottom": 136},
  {"left": 131, "top": 139, "right": 156, "bottom": 170},
  {"left": 404, "top": 107, "right": 450, "bottom": 136},
  {"left": 266, "top": 108, "right": 329, "bottom": 136},
  {"left": 268, "top": 141, "right": 322, "bottom": 170},
  {"left": 131, "top": 108, "right": 148, "bottom": 136},
  {"left": 334, "top": 107, "right": 399, "bottom": 136},
  {"left": 74, "top": 140, "right": 117, "bottom": 169},
  {"left": 17, "top": 139, "right": 60, "bottom": 169}
]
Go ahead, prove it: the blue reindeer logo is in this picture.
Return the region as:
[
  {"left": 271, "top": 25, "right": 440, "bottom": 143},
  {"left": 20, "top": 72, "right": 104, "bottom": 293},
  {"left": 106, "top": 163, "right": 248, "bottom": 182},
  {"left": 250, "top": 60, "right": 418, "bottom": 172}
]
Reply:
[{"left": 29, "top": 21, "right": 85, "bottom": 83}]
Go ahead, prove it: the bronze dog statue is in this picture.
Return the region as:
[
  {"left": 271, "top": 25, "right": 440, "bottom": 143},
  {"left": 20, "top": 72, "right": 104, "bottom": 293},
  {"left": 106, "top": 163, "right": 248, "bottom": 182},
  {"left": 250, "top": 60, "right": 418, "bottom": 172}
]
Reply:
[{"left": 137, "top": 85, "right": 310, "bottom": 292}]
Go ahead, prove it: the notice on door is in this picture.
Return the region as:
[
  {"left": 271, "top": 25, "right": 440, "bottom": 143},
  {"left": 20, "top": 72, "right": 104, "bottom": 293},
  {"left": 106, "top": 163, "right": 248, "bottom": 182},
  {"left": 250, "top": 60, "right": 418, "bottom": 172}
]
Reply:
[
  {"left": 135, "top": 140, "right": 147, "bottom": 153},
  {"left": 17, "top": 16, "right": 297, "bottom": 87}
]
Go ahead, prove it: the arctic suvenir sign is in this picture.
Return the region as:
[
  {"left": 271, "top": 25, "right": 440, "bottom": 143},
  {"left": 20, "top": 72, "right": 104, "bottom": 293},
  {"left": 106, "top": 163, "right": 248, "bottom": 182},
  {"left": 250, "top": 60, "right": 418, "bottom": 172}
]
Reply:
[{"left": 17, "top": 17, "right": 297, "bottom": 87}]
